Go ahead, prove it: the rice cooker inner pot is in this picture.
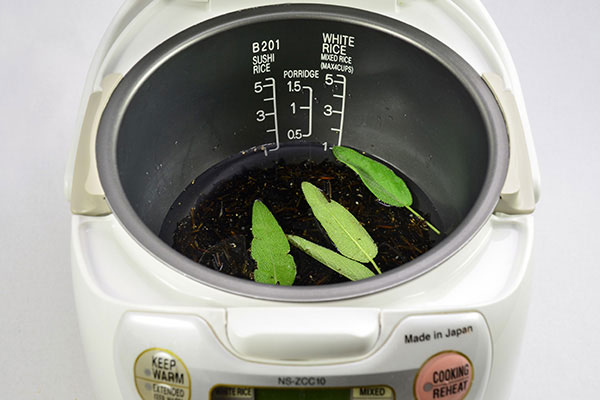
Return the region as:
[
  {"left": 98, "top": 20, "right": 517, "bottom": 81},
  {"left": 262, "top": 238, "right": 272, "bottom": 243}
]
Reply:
[{"left": 96, "top": 5, "right": 509, "bottom": 302}]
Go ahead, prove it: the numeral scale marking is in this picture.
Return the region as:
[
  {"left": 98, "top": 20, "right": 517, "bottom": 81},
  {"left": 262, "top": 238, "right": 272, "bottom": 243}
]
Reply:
[
  {"left": 300, "top": 85, "right": 313, "bottom": 138},
  {"left": 263, "top": 77, "right": 279, "bottom": 153},
  {"left": 330, "top": 74, "right": 347, "bottom": 146},
  {"left": 257, "top": 74, "right": 346, "bottom": 153}
]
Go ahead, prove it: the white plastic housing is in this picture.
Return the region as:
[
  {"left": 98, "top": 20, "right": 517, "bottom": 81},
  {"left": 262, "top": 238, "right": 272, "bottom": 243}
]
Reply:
[
  {"left": 73, "top": 213, "right": 533, "bottom": 400},
  {"left": 69, "top": 1, "right": 538, "bottom": 399}
]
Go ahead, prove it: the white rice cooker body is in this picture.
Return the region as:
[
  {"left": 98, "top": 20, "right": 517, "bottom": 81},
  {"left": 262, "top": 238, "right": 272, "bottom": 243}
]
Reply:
[{"left": 67, "top": 1, "right": 539, "bottom": 399}]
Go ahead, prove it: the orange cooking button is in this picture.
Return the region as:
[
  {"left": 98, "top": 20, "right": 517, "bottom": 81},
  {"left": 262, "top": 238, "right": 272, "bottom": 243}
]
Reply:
[{"left": 414, "top": 351, "right": 473, "bottom": 400}]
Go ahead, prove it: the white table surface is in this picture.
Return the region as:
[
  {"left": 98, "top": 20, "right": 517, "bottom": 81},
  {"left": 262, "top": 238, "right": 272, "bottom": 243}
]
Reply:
[{"left": 1, "top": 1, "right": 599, "bottom": 399}]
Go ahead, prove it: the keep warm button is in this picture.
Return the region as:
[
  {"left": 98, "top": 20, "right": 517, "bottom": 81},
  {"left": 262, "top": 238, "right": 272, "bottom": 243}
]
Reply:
[
  {"left": 134, "top": 348, "right": 191, "bottom": 400},
  {"left": 414, "top": 351, "right": 473, "bottom": 400}
]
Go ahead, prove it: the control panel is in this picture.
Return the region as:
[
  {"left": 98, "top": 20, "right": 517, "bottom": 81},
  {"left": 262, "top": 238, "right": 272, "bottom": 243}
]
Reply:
[{"left": 114, "top": 311, "right": 491, "bottom": 400}]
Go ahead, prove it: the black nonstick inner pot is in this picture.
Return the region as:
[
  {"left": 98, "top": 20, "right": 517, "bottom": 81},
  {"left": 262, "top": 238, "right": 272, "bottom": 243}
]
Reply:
[{"left": 96, "top": 5, "right": 509, "bottom": 302}]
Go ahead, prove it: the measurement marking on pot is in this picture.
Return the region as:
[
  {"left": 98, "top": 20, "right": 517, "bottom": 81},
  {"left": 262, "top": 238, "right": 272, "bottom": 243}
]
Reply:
[
  {"left": 300, "top": 85, "right": 313, "bottom": 137},
  {"left": 324, "top": 73, "right": 347, "bottom": 146},
  {"left": 257, "top": 77, "right": 280, "bottom": 153}
]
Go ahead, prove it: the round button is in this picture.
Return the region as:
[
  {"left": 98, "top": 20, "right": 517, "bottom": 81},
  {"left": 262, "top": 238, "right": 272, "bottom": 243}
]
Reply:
[
  {"left": 134, "top": 348, "right": 191, "bottom": 400},
  {"left": 414, "top": 351, "right": 473, "bottom": 400}
]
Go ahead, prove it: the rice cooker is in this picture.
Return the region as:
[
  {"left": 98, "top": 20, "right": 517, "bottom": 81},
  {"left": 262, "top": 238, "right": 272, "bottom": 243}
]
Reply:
[{"left": 66, "top": 1, "right": 540, "bottom": 399}]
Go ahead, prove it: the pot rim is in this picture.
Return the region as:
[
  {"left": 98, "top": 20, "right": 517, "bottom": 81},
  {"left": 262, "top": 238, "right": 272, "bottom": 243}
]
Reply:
[{"left": 96, "top": 4, "right": 509, "bottom": 302}]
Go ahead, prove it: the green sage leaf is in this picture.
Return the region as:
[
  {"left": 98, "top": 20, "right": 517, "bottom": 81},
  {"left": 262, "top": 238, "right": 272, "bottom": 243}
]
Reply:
[
  {"left": 251, "top": 200, "right": 296, "bottom": 285},
  {"left": 332, "top": 146, "right": 413, "bottom": 207},
  {"left": 333, "top": 146, "right": 441, "bottom": 235},
  {"left": 287, "top": 235, "right": 375, "bottom": 281},
  {"left": 301, "top": 182, "right": 380, "bottom": 273}
]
